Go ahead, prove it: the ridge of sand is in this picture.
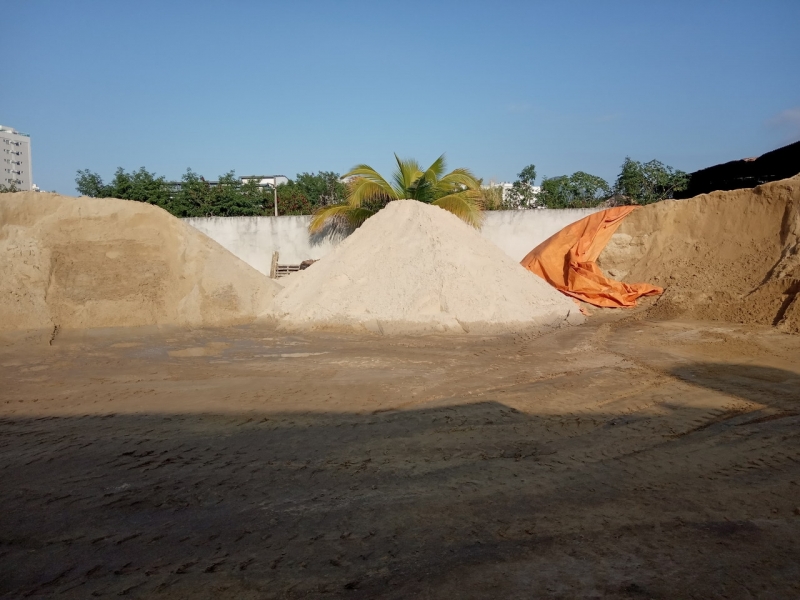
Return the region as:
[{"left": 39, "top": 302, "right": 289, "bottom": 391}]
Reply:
[
  {"left": 271, "top": 200, "right": 583, "bottom": 334},
  {"left": 0, "top": 192, "right": 282, "bottom": 332},
  {"left": 598, "top": 175, "right": 800, "bottom": 332}
]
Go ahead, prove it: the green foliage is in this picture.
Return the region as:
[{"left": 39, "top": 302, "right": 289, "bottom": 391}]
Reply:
[
  {"left": 614, "top": 157, "right": 688, "bottom": 205},
  {"left": 203, "top": 171, "right": 269, "bottom": 216},
  {"left": 293, "top": 171, "right": 348, "bottom": 206},
  {"left": 169, "top": 170, "right": 272, "bottom": 217},
  {"left": 481, "top": 184, "right": 505, "bottom": 210},
  {"left": 77, "top": 167, "right": 171, "bottom": 207},
  {"left": 0, "top": 182, "right": 20, "bottom": 193},
  {"left": 275, "top": 171, "right": 347, "bottom": 216},
  {"left": 538, "top": 171, "right": 611, "bottom": 208},
  {"left": 505, "top": 164, "right": 538, "bottom": 208},
  {"left": 275, "top": 186, "right": 314, "bottom": 216},
  {"left": 310, "top": 154, "right": 485, "bottom": 233},
  {"left": 75, "top": 169, "right": 108, "bottom": 197},
  {"left": 75, "top": 167, "right": 346, "bottom": 217}
]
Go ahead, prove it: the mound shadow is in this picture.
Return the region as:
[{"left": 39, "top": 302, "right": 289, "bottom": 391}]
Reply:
[
  {"left": 669, "top": 362, "right": 800, "bottom": 410},
  {"left": 2, "top": 396, "right": 800, "bottom": 599}
]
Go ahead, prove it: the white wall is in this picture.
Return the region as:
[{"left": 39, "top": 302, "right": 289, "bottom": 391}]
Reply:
[
  {"left": 481, "top": 208, "right": 602, "bottom": 261},
  {"left": 184, "top": 215, "right": 346, "bottom": 276},
  {"left": 184, "top": 207, "right": 602, "bottom": 275}
]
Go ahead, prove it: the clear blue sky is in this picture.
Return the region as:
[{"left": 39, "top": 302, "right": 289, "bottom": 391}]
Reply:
[{"left": 5, "top": 0, "right": 800, "bottom": 194}]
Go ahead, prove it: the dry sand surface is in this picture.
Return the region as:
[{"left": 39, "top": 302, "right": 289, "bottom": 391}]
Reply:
[
  {"left": 0, "top": 192, "right": 281, "bottom": 333},
  {"left": 599, "top": 175, "right": 800, "bottom": 331},
  {"left": 2, "top": 183, "right": 800, "bottom": 598},
  {"left": 272, "top": 200, "right": 583, "bottom": 334},
  {"left": 2, "top": 314, "right": 799, "bottom": 599}
]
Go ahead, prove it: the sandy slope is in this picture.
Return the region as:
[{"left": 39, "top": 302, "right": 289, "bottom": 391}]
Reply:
[
  {"left": 273, "top": 200, "right": 583, "bottom": 334},
  {"left": 0, "top": 192, "right": 281, "bottom": 332},
  {"left": 599, "top": 175, "right": 800, "bottom": 331}
]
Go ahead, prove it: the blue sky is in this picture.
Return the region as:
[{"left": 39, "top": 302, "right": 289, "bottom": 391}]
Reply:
[{"left": 5, "top": 1, "right": 800, "bottom": 194}]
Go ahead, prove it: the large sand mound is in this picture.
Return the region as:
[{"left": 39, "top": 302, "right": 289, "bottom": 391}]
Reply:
[
  {"left": 1, "top": 192, "right": 281, "bottom": 332},
  {"left": 272, "top": 200, "right": 583, "bottom": 334},
  {"left": 598, "top": 175, "right": 800, "bottom": 332}
]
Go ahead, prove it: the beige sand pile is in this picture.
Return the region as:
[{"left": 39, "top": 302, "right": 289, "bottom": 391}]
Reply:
[
  {"left": 0, "top": 192, "right": 281, "bottom": 332},
  {"left": 271, "top": 200, "right": 583, "bottom": 334},
  {"left": 598, "top": 175, "right": 800, "bottom": 332}
]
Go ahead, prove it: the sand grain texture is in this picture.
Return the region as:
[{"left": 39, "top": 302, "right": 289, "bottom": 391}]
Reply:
[
  {"left": 598, "top": 175, "right": 800, "bottom": 331},
  {"left": 272, "top": 200, "right": 583, "bottom": 334},
  {"left": 0, "top": 192, "right": 281, "bottom": 332}
]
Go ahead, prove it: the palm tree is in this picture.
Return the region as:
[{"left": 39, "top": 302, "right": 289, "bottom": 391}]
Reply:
[{"left": 309, "top": 154, "right": 485, "bottom": 233}]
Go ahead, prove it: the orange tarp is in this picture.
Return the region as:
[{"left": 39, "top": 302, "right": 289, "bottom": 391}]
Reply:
[{"left": 520, "top": 206, "right": 662, "bottom": 308}]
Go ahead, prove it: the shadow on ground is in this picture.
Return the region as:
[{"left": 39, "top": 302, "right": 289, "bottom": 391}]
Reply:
[
  {"left": 670, "top": 361, "right": 800, "bottom": 409},
  {"left": 2, "top": 391, "right": 799, "bottom": 599}
]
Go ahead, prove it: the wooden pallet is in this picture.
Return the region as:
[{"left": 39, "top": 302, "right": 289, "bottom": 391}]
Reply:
[
  {"left": 275, "top": 264, "right": 301, "bottom": 278},
  {"left": 269, "top": 252, "right": 302, "bottom": 278}
]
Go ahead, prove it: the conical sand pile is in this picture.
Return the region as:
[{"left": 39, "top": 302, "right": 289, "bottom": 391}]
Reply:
[
  {"left": 272, "top": 200, "right": 583, "bottom": 334},
  {"left": 0, "top": 192, "right": 281, "bottom": 332},
  {"left": 598, "top": 175, "right": 800, "bottom": 332}
]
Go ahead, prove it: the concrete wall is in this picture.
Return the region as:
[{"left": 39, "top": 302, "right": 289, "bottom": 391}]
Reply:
[
  {"left": 481, "top": 208, "right": 602, "bottom": 262},
  {"left": 184, "top": 215, "right": 346, "bottom": 276},
  {"left": 184, "top": 207, "right": 603, "bottom": 276}
]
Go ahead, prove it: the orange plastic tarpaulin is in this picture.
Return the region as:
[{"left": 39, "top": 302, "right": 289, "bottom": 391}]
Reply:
[{"left": 520, "top": 206, "right": 662, "bottom": 308}]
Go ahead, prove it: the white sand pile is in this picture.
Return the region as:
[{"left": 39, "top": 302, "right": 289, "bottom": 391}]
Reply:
[
  {"left": 271, "top": 200, "right": 583, "bottom": 334},
  {"left": 0, "top": 192, "right": 281, "bottom": 332}
]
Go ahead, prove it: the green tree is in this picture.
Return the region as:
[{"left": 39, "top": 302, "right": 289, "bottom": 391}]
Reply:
[
  {"left": 538, "top": 171, "right": 611, "bottom": 208},
  {"left": 111, "top": 167, "right": 170, "bottom": 207},
  {"left": 276, "top": 186, "right": 315, "bottom": 215},
  {"left": 170, "top": 170, "right": 271, "bottom": 217},
  {"left": 169, "top": 169, "right": 212, "bottom": 216},
  {"left": 76, "top": 167, "right": 170, "bottom": 207},
  {"left": 273, "top": 171, "right": 347, "bottom": 216},
  {"left": 309, "top": 154, "right": 484, "bottom": 233},
  {"left": 614, "top": 157, "right": 688, "bottom": 205},
  {"left": 206, "top": 171, "right": 269, "bottom": 216},
  {"left": 293, "top": 171, "right": 347, "bottom": 206},
  {"left": 75, "top": 167, "right": 350, "bottom": 217},
  {"left": 505, "top": 164, "right": 538, "bottom": 208},
  {"left": 75, "top": 169, "right": 109, "bottom": 197}
]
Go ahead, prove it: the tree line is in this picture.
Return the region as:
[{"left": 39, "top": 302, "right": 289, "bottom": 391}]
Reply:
[
  {"left": 72, "top": 156, "right": 688, "bottom": 215},
  {"left": 494, "top": 158, "right": 689, "bottom": 210},
  {"left": 74, "top": 168, "right": 347, "bottom": 217}
]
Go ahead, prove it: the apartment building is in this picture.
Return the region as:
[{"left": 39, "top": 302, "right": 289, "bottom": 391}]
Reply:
[{"left": 0, "top": 125, "right": 33, "bottom": 190}]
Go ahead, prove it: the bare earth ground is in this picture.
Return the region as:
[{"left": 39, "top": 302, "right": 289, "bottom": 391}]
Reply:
[{"left": 1, "top": 314, "right": 799, "bottom": 599}]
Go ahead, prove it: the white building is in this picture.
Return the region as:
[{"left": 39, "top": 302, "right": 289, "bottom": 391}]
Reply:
[
  {"left": 0, "top": 125, "right": 33, "bottom": 190},
  {"left": 240, "top": 175, "right": 289, "bottom": 187}
]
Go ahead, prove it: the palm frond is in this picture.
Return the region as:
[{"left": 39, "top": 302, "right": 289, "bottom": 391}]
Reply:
[
  {"left": 309, "top": 203, "right": 375, "bottom": 234},
  {"left": 432, "top": 189, "right": 485, "bottom": 228},
  {"left": 437, "top": 167, "right": 482, "bottom": 191},
  {"left": 346, "top": 177, "right": 396, "bottom": 207},
  {"left": 339, "top": 206, "right": 376, "bottom": 229},
  {"left": 317, "top": 154, "right": 486, "bottom": 233},
  {"left": 342, "top": 166, "right": 396, "bottom": 205},
  {"left": 309, "top": 203, "right": 348, "bottom": 234},
  {"left": 422, "top": 154, "right": 447, "bottom": 184},
  {"left": 393, "top": 154, "right": 424, "bottom": 198}
]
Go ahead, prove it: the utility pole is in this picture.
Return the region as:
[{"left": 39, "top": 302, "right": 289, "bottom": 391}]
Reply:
[{"left": 240, "top": 174, "right": 285, "bottom": 216}]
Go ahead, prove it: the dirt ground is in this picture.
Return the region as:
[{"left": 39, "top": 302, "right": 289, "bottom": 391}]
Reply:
[{"left": 2, "top": 313, "right": 799, "bottom": 599}]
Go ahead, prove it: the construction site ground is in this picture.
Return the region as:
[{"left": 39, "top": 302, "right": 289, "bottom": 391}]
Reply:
[{"left": 2, "top": 313, "right": 799, "bottom": 599}]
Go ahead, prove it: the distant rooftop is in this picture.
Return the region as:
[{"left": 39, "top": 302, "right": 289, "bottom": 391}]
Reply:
[{"left": 0, "top": 125, "right": 30, "bottom": 137}]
